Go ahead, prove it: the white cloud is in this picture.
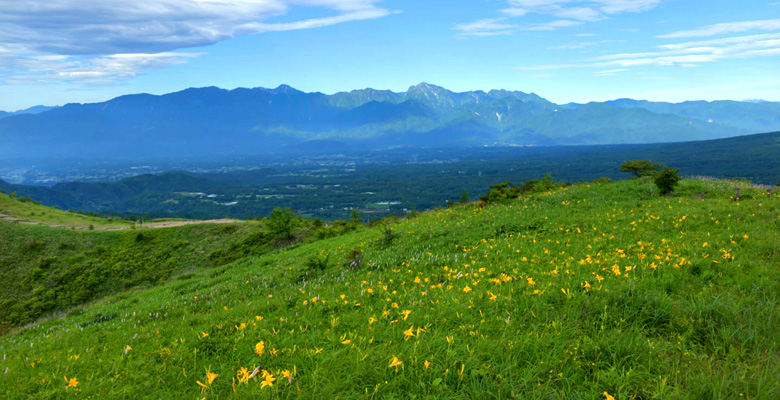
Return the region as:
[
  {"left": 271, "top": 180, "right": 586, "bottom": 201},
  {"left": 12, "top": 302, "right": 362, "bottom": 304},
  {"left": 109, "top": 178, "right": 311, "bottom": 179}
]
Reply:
[
  {"left": 453, "top": 18, "right": 519, "bottom": 37},
  {"left": 0, "top": 0, "right": 395, "bottom": 83},
  {"left": 656, "top": 33, "right": 780, "bottom": 51},
  {"left": 457, "top": 0, "right": 659, "bottom": 36},
  {"left": 517, "top": 30, "right": 780, "bottom": 70},
  {"left": 549, "top": 42, "right": 601, "bottom": 49},
  {"left": 507, "top": 0, "right": 568, "bottom": 7},
  {"left": 551, "top": 7, "right": 604, "bottom": 22},
  {"left": 596, "top": 68, "right": 627, "bottom": 75},
  {"left": 604, "top": 54, "right": 714, "bottom": 67},
  {"left": 596, "top": 0, "right": 659, "bottom": 13},
  {"left": 659, "top": 19, "right": 780, "bottom": 38},
  {"left": 501, "top": 8, "right": 529, "bottom": 17},
  {"left": 506, "top": 0, "right": 659, "bottom": 15},
  {"left": 2, "top": 53, "right": 204, "bottom": 84},
  {"left": 526, "top": 19, "right": 583, "bottom": 31},
  {"left": 1, "top": 0, "right": 395, "bottom": 55},
  {"left": 548, "top": 39, "right": 624, "bottom": 49}
]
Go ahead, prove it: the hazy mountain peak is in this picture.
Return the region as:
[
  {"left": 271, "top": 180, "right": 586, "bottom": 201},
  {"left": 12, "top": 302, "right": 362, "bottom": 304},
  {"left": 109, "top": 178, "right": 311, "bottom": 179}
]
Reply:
[
  {"left": 182, "top": 86, "right": 223, "bottom": 93},
  {"left": 0, "top": 105, "right": 58, "bottom": 119},
  {"left": 408, "top": 82, "right": 449, "bottom": 93},
  {"left": 272, "top": 84, "right": 302, "bottom": 94},
  {"left": 328, "top": 88, "right": 402, "bottom": 108},
  {"left": 405, "top": 83, "right": 456, "bottom": 109},
  {"left": 16, "top": 105, "right": 57, "bottom": 114}
]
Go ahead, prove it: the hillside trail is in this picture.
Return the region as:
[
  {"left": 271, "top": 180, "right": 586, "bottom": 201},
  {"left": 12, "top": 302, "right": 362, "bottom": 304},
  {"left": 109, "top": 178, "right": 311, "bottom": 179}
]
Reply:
[{"left": 0, "top": 212, "right": 240, "bottom": 231}]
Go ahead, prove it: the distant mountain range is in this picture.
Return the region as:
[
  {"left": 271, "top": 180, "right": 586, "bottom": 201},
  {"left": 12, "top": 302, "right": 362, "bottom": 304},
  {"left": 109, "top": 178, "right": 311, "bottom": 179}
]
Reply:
[
  {"left": 1, "top": 83, "right": 779, "bottom": 162},
  {"left": 0, "top": 105, "right": 57, "bottom": 119}
]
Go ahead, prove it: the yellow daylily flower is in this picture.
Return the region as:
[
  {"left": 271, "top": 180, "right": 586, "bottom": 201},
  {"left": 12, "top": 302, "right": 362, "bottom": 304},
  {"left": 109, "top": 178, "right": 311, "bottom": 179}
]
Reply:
[
  {"left": 64, "top": 376, "right": 78, "bottom": 389},
  {"left": 388, "top": 355, "right": 403, "bottom": 368}
]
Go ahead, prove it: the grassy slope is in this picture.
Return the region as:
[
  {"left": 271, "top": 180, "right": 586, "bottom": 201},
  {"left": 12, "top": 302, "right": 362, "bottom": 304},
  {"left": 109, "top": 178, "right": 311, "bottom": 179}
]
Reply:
[
  {"left": 1, "top": 179, "right": 779, "bottom": 399},
  {"left": 0, "top": 192, "right": 134, "bottom": 229},
  {"left": 0, "top": 216, "right": 271, "bottom": 334}
]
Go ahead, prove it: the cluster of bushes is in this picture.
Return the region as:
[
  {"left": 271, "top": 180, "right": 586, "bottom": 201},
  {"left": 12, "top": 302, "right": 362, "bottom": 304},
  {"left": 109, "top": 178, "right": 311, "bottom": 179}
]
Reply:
[
  {"left": 479, "top": 173, "right": 560, "bottom": 204},
  {"left": 474, "top": 161, "right": 686, "bottom": 206}
]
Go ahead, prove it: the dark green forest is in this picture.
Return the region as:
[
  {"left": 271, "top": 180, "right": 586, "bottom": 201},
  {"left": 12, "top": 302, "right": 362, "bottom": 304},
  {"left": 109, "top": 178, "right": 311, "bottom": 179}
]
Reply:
[{"left": 2, "top": 131, "right": 779, "bottom": 221}]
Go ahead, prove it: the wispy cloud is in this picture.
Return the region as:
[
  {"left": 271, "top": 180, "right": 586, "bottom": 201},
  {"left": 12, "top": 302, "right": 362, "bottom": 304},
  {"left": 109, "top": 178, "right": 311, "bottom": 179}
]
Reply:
[
  {"left": 526, "top": 20, "right": 584, "bottom": 31},
  {"left": 549, "top": 42, "right": 601, "bottom": 50},
  {"left": 501, "top": 8, "right": 530, "bottom": 17},
  {"left": 3, "top": 53, "right": 204, "bottom": 84},
  {"left": 551, "top": 7, "right": 605, "bottom": 22},
  {"left": 456, "top": 0, "right": 660, "bottom": 36},
  {"left": 596, "top": 68, "right": 627, "bottom": 75},
  {"left": 656, "top": 33, "right": 780, "bottom": 51},
  {"left": 453, "top": 18, "right": 518, "bottom": 37},
  {"left": 595, "top": 0, "right": 659, "bottom": 13},
  {"left": 0, "top": 0, "right": 396, "bottom": 83},
  {"left": 548, "top": 39, "right": 624, "bottom": 49},
  {"left": 659, "top": 19, "right": 780, "bottom": 38},
  {"left": 517, "top": 30, "right": 780, "bottom": 70}
]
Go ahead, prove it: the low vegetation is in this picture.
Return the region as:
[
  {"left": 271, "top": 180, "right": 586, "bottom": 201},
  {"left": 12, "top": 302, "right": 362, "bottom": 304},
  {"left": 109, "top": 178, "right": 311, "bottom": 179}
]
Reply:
[
  {"left": 1, "top": 177, "right": 779, "bottom": 398},
  {"left": 0, "top": 191, "right": 133, "bottom": 230},
  {"left": 0, "top": 196, "right": 365, "bottom": 334}
]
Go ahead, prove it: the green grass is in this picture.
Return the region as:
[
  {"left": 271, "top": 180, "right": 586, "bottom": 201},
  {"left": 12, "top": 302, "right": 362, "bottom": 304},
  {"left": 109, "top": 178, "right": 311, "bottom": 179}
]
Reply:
[
  {"left": 1, "top": 178, "right": 779, "bottom": 399},
  {"left": 0, "top": 219, "right": 280, "bottom": 334},
  {"left": 0, "top": 192, "right": 133, "bottom": 229}
]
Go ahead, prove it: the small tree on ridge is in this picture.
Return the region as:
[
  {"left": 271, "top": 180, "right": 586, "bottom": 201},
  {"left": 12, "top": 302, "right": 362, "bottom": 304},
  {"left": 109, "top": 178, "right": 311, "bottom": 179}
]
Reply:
[{"left": 620, "top": 160, "right": 664, "bottom": 178}]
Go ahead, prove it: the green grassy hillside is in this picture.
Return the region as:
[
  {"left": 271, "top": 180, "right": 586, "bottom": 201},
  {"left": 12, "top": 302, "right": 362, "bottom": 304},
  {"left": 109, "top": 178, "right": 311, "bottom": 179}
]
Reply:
[
  {"left": 0, "top": 219, "right": 271, "bottom": 334},
  {"left": 0, "top": 195, "right": 360, "bottom": 335},
  {"left": 1, "top": 178, "right": 779, "bottom": 399},
  {"left": 0, "top": 191, "right": 133, "bottom": 229}
]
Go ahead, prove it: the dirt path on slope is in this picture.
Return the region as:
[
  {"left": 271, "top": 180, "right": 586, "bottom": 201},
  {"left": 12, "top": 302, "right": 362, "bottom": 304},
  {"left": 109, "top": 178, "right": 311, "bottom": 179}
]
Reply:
[{"left": 0, "top": 212, "right": 241, "bottom": 231}]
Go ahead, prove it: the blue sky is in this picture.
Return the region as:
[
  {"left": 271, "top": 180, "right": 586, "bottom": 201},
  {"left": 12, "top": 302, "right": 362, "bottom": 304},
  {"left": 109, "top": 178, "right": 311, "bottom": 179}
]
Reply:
[{"left": 1, "top": 0, "right": 779, "bottom": 110}]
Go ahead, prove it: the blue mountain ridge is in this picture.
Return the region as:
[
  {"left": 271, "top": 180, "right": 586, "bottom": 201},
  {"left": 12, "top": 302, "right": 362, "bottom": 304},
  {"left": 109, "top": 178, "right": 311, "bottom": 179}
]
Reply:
[{"left": 1, "top": 83, "right": 777, "bottom": 162}]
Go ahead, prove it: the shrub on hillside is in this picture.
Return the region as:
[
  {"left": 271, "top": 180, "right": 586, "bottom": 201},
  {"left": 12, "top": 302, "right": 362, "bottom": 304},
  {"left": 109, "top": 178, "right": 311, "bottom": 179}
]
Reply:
[
  {"left": 479, "top": 181, "right": 522, "bottom": 203},
  {"left": 654, "top": 167, "right": 681, "bottom": 195},
  {"left": 267, "top": 207, "right": 298, "bottom": 239},
  {"left": 305, "top": 254, "right": 330, "bottom": 272},
  {"left": 380, "top": 224, "right": 399, "bottom": 246}
]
